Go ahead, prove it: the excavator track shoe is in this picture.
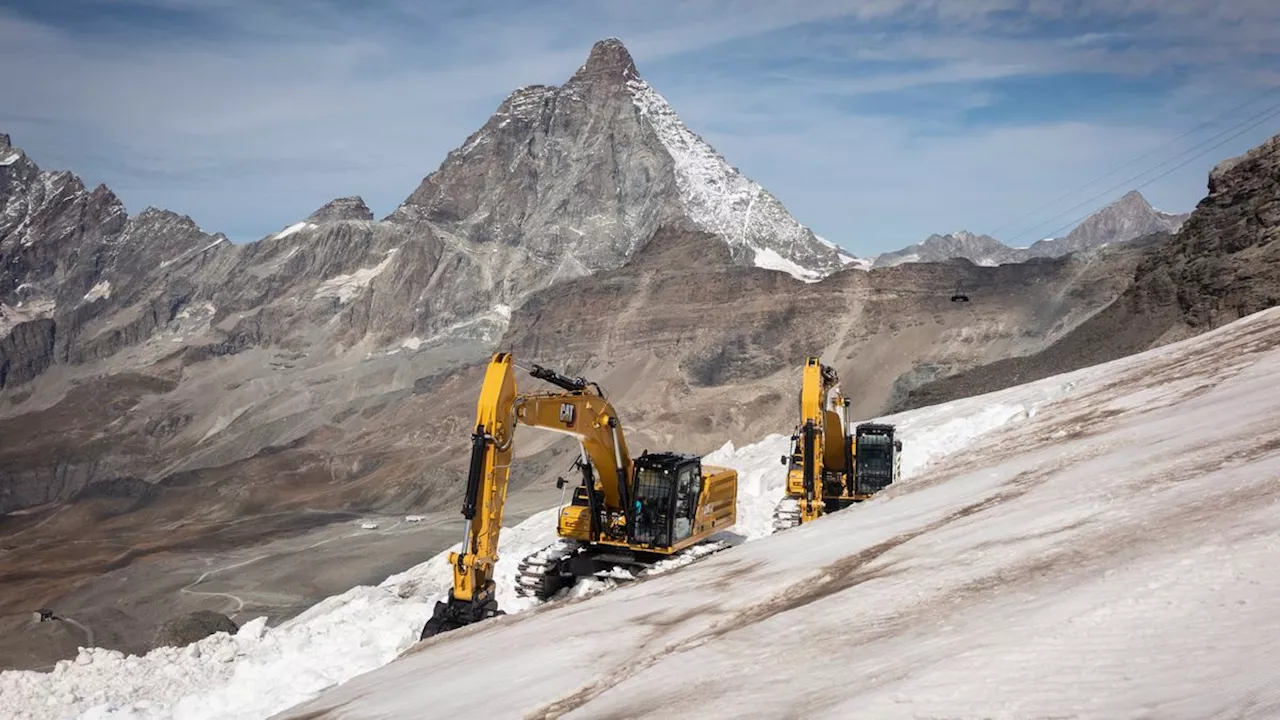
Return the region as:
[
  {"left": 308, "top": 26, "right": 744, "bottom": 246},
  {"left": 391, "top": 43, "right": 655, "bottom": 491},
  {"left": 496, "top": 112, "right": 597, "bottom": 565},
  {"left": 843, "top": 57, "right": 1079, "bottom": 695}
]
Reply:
[
  {"left": 514, "top": 539, "right": 582, "bottom": 601},
  {"left": 771, "top": 496, "right": 801, "bottom": 532}
]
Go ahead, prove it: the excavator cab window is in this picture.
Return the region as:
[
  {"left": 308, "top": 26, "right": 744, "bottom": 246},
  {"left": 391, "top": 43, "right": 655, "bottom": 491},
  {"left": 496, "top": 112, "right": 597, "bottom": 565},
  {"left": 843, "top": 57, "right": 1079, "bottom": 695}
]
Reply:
[
  {"left": 854, "top": 423, "right": 897, "bottom": 494},
  {"left": 630, "top": 453, "right": 702, "bottom": 548}
]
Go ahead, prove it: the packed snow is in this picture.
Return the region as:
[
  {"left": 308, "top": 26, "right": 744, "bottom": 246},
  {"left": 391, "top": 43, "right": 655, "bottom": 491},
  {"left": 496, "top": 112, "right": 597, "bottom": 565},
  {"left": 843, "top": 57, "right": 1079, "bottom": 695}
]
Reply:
[
  {"left": 280, "top": 306, "right": 1280, "bottom": 719},
  {"left": 9, "top": 308, "right": 1280, "bottom": 719},
  {"left": 0, "top": 149, "right": 20, "bottom": 166},
  {"left": 313, "top": 249, "right": 398, "bottom": 304}
]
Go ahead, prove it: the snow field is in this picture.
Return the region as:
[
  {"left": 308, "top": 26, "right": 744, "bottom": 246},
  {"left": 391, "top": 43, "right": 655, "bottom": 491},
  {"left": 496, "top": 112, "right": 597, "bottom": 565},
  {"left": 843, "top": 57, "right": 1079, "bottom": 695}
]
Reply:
[{"left": 278, "top": 307, "right": 1280, "bottom": 719}]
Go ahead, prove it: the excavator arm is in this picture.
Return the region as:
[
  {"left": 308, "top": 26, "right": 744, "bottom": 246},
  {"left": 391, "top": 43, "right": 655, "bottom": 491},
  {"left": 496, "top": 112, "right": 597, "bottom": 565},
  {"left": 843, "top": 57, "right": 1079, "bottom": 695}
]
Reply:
[
  {"left": 794, "top": 357, "right": 836, "bottom": 522},
  {"left": 421, "top": 353, "right": 519, "bottom": 637},
  {"left": 421, "top": 353, "right": 634, "bottom": 638}
]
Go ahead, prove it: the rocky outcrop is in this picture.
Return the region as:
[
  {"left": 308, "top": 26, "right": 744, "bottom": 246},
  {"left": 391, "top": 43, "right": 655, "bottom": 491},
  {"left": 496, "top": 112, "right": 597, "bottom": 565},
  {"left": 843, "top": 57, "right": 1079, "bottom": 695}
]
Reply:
[
  {"left": 503, "top": 222, "right": 1150, "bottom": 447},
  {"left": 308, "top": 196, "right": 374, "bottom": 223},
  {"left": 152, "top": 611, "right": 239, "bottom": 649},
  {"left": 894, "top": 131, "right": 1280, "bottom": 412}
]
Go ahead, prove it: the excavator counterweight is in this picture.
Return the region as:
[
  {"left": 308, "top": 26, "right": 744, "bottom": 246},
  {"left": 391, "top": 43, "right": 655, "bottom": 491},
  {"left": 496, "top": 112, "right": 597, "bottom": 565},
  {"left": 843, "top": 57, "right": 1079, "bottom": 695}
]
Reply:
[
  {"left": 772, "top": 357, "right": 902, "bottom": 531},
  {"left": 420, "top": 353, "right": 738, "bottom": 640}
]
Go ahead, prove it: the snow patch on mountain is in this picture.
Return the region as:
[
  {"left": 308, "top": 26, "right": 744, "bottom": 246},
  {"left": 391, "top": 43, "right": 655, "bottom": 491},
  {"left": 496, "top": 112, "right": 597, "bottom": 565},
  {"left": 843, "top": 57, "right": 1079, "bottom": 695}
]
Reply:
[
  {"left": 273, "top": 222, "right": 315, "bottom": 240},
  {"left": 752, "top": 248, "right": 822, "bottom": 282},
  {"left": 626, "top": 78, "right": 844, "bottom": 282},
  {"left": 313, "top": 248, "right": 398, "bottom": 304},
  {"left": 82, "top": 281, "right": 111, "bottom": 303}
]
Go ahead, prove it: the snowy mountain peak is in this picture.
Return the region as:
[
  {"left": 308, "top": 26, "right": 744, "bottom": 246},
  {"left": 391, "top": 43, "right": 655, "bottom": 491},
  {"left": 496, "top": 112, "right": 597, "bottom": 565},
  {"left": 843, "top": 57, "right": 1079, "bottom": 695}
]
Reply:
[
  {"left": 390, "top": 37, "right": 850, "bottom": 285},
  {"left": 0, "top": 132, "right": 9, "bottom": 149}
]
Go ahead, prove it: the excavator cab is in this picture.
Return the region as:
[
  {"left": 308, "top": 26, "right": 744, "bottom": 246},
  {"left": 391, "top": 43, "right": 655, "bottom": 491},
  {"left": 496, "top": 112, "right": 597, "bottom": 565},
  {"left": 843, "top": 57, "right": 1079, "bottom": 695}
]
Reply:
[
  {"left": 854, "top": 423, "right": 901, "bottom": 494},
  {"left": 629, "top": 452, "right": 704, "bottom": 548}
]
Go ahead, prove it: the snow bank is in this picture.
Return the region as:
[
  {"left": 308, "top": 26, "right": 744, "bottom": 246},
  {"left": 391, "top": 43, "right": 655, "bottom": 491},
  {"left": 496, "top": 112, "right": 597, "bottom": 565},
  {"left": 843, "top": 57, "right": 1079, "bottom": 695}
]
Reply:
[
  {"left": 82, "top": 281, "right": 111, "bottom": 303},
  {"left": 278, "top": 307, "right": 1280, "bottom": 719}
]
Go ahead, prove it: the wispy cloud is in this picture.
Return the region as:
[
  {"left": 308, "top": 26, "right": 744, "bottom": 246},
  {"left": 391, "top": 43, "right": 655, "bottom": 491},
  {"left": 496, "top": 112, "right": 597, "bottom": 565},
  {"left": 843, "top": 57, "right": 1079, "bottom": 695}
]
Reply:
[{"left": 0, "top": 0, "right": 1276, "bottom": 253}]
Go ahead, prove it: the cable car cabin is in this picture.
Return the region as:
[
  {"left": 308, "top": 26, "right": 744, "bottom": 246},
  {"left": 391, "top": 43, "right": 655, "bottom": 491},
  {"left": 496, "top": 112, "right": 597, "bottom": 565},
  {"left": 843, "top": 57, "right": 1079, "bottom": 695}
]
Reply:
[
  {"left": 951, "top": 280, "right": 970, "bottom": 302},
  {"left": 854, "top": 423, "right": 902, "bottom": 495}
]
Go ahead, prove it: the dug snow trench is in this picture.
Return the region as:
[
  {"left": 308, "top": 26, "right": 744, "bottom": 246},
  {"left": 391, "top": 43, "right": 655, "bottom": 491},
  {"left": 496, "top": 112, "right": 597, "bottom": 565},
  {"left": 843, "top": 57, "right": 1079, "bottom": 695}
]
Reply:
[{"left": 4, "top": 309, "right": 1279, "bottom": 719}]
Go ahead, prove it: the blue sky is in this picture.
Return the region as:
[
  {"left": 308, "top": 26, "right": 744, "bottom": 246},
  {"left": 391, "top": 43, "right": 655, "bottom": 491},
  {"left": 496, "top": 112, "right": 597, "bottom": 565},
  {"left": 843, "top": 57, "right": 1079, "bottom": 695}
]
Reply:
[{"left": 1, "top": 0, "right": 1277, "bottom": 256}]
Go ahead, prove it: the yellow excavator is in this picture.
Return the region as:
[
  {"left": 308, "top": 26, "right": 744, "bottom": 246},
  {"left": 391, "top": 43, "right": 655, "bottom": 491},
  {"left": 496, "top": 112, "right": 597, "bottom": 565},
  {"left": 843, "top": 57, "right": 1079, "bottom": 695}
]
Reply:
[
  {"left": 771, "top": 357, "right": 901, "bottom": 530},
  {"left": 420, "top": 352, "right": 738, "bottom": 639}
]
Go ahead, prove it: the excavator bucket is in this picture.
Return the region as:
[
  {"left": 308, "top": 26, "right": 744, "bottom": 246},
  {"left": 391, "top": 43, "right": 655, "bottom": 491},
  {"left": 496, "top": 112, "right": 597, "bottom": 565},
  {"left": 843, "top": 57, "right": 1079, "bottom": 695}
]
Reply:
[{"left": 420, "top": 592, "right": 502, "bottom": 640}]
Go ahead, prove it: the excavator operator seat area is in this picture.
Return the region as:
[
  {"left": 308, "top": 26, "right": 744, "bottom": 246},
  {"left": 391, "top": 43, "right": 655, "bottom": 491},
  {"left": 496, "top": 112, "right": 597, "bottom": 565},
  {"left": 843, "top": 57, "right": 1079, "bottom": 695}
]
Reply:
[
  {"left": 854, "top": 423, "right": 899, "bottom": 494},
  {"left": 629, "top": 452, "right": 703, "bottom": 548}
]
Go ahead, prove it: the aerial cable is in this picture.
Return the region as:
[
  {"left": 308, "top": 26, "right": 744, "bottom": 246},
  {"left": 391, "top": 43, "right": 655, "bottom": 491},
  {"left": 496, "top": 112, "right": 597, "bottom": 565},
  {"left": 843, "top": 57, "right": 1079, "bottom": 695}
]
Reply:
[
  {"left": 1027, "top": 103, "right": 1280, "bottom": 243},
  {"left": 1002, "top": 95, "right": 1280, "bottom": 245},
  {"left": 984, "top": 84, "right": 1280, "bottom": 240}
]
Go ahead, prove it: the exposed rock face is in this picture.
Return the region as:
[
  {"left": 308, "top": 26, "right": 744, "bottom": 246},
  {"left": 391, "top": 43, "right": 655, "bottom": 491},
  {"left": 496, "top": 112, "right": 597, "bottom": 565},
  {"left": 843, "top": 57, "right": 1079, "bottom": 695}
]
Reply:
[
  {"left": 503, "top": 224, "right": 1150, "bottom": 449},
  {"left": 307, "top": 196, "right": 374, "bottom": 223},
  {"left": 153, "top": 611, "right": 239, "bottom": 649},
  {"left": 895, "top": 131, "right": 1280, "bottom": 412},
  {"left": 875, "top": 191, "right": 1189, "bottom": 268},
  {"left": 1025, "top": 190, "right": 1189, "bottom": 258}
]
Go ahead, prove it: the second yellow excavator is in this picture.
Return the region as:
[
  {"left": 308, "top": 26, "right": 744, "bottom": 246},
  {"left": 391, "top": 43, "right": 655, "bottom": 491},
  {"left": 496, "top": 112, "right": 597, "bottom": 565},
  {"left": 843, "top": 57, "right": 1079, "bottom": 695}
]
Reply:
[
  {"left": 771, "top": 357, "right": 901, "bottom": 530},
  {"left": 420, "top": 352, "right": 738, "bottom": 639}
]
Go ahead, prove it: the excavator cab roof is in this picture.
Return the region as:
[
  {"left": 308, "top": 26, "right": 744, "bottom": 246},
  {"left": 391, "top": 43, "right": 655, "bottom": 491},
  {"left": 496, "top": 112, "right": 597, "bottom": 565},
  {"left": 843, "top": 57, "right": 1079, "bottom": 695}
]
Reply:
[{"left": 634, "top": 451, "right": 701, "bottom": 473}]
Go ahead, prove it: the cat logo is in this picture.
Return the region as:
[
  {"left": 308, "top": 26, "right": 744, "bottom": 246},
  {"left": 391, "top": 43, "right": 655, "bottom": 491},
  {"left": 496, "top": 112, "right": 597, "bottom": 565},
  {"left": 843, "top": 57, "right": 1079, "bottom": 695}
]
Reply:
[{"left": 559, "top": 403, "right": 575, "bottom": 427}]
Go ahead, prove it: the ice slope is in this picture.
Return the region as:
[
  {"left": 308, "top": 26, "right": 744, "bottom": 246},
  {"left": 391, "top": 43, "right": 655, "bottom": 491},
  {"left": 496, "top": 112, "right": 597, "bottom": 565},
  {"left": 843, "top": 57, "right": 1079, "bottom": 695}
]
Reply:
[
  {"left": 0, "top": 324, "right": 1073, "bottom": 720},
  {"left": 280, "top": 307, "right": 1280, "bottom": 720}
]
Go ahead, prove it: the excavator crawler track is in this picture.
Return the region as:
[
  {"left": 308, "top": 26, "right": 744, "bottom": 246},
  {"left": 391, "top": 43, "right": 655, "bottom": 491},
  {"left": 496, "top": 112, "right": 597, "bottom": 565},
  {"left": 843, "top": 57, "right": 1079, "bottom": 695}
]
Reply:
[
  {"left": 514, "top": 536, "right": 732, "bottom": 602},
  {"left": 771, "top": 496, "right": 801, "bottom": 532}
]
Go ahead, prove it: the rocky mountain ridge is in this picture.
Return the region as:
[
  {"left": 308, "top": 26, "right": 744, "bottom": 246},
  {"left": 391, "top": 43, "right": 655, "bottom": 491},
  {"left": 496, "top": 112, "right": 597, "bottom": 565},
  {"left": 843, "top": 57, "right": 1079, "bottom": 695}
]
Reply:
[
  {"left": 873, "top": 190, "right": 1189, "bottom": 268},
  {"left": 1, "top": 38, "right": 857, "bottom": 397}
]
